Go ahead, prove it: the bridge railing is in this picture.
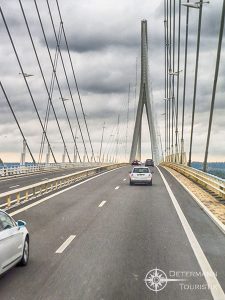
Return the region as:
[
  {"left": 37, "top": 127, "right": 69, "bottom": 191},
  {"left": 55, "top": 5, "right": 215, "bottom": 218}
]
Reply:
[
  {"left": 161, "top": 162, "right": 225, "bottom": 200},
  {"left": 0, "top": 163, "right": 128, "bottom": 210},
  {"left": 0, "top": 162, "right": 111, "bottom": 178}
]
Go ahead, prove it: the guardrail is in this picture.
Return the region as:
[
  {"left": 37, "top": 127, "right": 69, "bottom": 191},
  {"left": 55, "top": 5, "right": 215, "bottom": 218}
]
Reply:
[
  {"left": 161, "top": 162, "right": 225, "bottom": 200},
  {"left": 0, "top": 162, "right": 109, "bottom": 178},
  {"left": 0, "top": 163, "right": 128, "bottom": 210}
]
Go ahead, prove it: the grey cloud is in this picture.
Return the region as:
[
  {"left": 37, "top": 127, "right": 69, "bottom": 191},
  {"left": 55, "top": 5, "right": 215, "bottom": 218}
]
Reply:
[{"left": 0, "top": 0, "right": 225, "bottom": 162}]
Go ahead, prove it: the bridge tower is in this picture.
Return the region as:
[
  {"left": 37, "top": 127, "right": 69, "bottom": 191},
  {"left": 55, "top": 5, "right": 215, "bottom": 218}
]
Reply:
[{"left": 130, "top": 20, "right": 159, "bottom": 164}]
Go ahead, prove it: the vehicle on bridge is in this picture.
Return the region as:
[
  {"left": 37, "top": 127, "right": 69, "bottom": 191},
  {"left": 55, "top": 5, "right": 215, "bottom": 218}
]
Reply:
[
  {"left": 0, "top": 210, "right": 29, "bottom": 275},
  {"left": 131, "top": 160, "right": 142, "bottom": 166},
  {"left": 145, "top": 159, "right": 154, "bottom": 167},
  {"left": 129, "top": 166, "right": 153, "bottom": 186}
]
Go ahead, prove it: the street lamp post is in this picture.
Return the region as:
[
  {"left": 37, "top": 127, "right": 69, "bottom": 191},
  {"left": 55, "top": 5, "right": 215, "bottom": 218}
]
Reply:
[
  {"left": 180, "top": 0, "right": 190, "bottom": 165},
  {"left": 20, "top": 139, "right": 26, "bottom": 165},
  {"left": 19, "top": 72, "right": 34, "bottom": 78},
  {"left": 62, "top": 145, "right": 66, "bottom": 163},
  {"left": 186, "top": 0, "right": 209, "bottom": 167},
  {"left": 73, "top": 134, "right": 79, "bottom": 163},
  {"left": 99, "top": 122, "right": 106, "bottom": 163},
  {"left": 203, "top": 0, "right": 225, "bottom": 172},
  {"left": 46, "top": 143, "right": 50, "bottom": 164}
]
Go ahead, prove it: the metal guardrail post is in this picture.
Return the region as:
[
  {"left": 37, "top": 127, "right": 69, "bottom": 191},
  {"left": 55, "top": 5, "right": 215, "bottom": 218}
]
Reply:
[{"left": 7, "top": 195, "right": 11, "bottom": 207}]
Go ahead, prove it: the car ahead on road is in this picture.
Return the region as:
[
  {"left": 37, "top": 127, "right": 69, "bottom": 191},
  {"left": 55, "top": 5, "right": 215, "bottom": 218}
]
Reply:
[
  {"left": 145, "top": 159, "right": 154, "bottom": 167},
  {"left": 0, "top": 210, "right": 29, "bottom": 276},
  {"left": 129, "top": 166, "right": 153, "bottom": 186},
  {"left": 131, "top": 160, "right": 142, "bottom": 166}
]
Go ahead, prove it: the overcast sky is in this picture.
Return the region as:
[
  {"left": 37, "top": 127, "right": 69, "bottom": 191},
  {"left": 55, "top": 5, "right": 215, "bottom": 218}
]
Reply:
[{"left": 0, "top": 0, "right": 224, "bottom": 163}]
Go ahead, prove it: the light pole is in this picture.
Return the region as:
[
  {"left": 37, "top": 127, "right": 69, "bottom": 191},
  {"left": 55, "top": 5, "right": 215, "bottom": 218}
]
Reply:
[
  {"left": 60, "top": 97, "right": 70, "bottom": 163},
  {"left": 73, "top": 132, "right": 79, "bottom": 163},
  {"left": 186, "top": 0, "right": 209, "bottom": 167},
  {"left": 46, "top": 143, "right": 50, "bottom": 164},
  {"left": 99, "top": 122, "right": 106, "bottom": 163},
  {"left": 20, "top": 139, "right": 26, "bottom": 165},
  {"left": 19, "top": 72, "right": 33, "bottom": 165},
  {"left": 175, "top": 0, "right": 181, "bottom": 163},
  {"left": 169, "top": 69, "right": 182, "bottom": 162},
  {"left": 203, "top": 0, "right": 225, "bottom": 172},
  {"left": 60, "top": 97, "right": 70, "bottom": 102},
  {"left": 19, "top": 72, "right": 34, "bottom": 78},
  {"left": 164, "top": 0, "right": 167, "bottom": 163},
  {"left": 180, "top": 0, "right": 190, "bottom": 165},
  {"left": 164, "top": 97, "right": 172, "bottom": 161}
]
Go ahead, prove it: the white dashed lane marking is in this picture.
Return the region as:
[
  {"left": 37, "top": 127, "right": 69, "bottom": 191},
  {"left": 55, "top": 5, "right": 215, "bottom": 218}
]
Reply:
[
  {"left": 9, "top": 185, "right": 20, "bottom": 189},
  {"left": 98, "top": 201, "right": 106, "bottom": 207},
  {"left": 55, "top": 235, "right": 76, "bottom": 254}
]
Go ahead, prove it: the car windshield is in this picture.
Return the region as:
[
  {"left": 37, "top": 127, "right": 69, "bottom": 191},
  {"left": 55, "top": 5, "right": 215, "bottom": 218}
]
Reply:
[{"left": 133, "top": 168, "right": 149, "bottom": 173}]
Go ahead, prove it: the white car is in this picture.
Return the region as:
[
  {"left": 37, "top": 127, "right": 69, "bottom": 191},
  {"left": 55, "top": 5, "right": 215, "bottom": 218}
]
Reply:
[
  {"left": 129, "top": 166, "right": 153, "bottom": 186},
  {"left": 0, "top": 210, "right": 29, "bottom": 275}
]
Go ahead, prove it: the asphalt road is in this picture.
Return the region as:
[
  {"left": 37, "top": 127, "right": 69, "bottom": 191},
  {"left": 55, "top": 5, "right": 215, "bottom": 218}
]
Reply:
[
  {"left": 0, "top": 166, "right": 95, "bottom": 194},
  {"left": 0, "top": 166, "right": 225, "bottom": 300}
]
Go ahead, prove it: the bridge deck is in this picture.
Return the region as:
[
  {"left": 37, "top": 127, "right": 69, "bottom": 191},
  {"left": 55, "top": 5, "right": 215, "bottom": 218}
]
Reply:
[{"left": 0, "top": 166, "right": 225, "bottom": 299}]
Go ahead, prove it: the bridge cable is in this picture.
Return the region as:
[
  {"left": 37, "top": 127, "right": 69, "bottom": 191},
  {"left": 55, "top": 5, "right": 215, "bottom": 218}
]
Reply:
[
  {"left": 203, "top": 0, "right": 225, "bottom": 172},
  {"left": 33, "top": 0, "right": 82, "bottom": 163},
  {"left": 39, "top": 23, "right": 63, "bottom": 163},
  {"left": 103, "top": 124, "right": 117, "bottom": 162},
  {"left": 0, "top": 6, "right": 57, "bottom": 163},
  {"left": 45, "top": 0, "right": 90, "bottom": 163},
  {"left": 18, "top": 0, "right": 72, "bottom": 164},
  {"left": 55, "top": 0, "right": 96, "bottom": 162},
  {"left": 0, "top": 82, "right": 36, "bottom": 164}
]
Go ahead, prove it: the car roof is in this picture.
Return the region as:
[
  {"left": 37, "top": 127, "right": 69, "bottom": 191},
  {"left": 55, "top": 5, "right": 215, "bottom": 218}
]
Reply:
[{"left": 133, "top": 166, "right": 149, "bottom": 170}]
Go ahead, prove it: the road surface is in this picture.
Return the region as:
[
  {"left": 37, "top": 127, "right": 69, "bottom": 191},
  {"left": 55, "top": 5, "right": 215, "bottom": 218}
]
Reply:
[
  {"left": 0, "top": 166, "right": 225, "bottom": 300},
  {"left": 0, "top": 166, "right": 95, "bottom": 194}
]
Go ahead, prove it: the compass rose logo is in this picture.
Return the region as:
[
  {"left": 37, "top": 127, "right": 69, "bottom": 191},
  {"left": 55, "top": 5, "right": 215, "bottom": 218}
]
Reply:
[{"left": 144, "top": 268, "right": 168, "bottom": 292}]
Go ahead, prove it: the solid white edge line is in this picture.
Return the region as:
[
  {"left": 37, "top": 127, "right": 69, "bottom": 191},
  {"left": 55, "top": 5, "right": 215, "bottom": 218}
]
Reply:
[
  {"left": 163, "top": 166, "right": 225, "bottom": 236},
  {"left": 55, "top": 235, "right": 76, "bottom": 254},
  {"left": 9, "top": 167, "right": 124, "bottom": 217},
  {"left": 98, "top": 201, "right": 106, "bottom": 207},
  {"left": 157, "top": 166, "right": 225, "bottom": 300},
  {"left": 115, "top": 186, "right": 120, "bottom": 190}
]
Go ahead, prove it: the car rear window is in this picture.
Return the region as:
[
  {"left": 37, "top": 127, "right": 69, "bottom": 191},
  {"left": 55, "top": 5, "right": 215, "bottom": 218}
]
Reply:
[{"left": 133, "top": 168, "right": 149, "bottom": 173}]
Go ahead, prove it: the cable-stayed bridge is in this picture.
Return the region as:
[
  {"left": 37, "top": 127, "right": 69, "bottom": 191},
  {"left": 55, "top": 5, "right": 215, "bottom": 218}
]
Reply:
[{"left": 0, "top": 1, "right": 225, "bottom": 299}]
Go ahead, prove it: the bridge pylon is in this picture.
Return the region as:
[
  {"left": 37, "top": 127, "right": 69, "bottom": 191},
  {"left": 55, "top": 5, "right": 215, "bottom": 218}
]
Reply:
[{"left": 130, "top": 20, "right": 159, "bottom": 164}]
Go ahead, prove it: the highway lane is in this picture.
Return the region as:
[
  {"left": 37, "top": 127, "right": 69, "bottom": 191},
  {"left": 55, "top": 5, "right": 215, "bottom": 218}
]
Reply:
[
  {"left": 0, "top": 166, "right": 95, "bottom": 194},
  {"left": 0, "top": 166, "right": 225, "bottom": 299}
]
